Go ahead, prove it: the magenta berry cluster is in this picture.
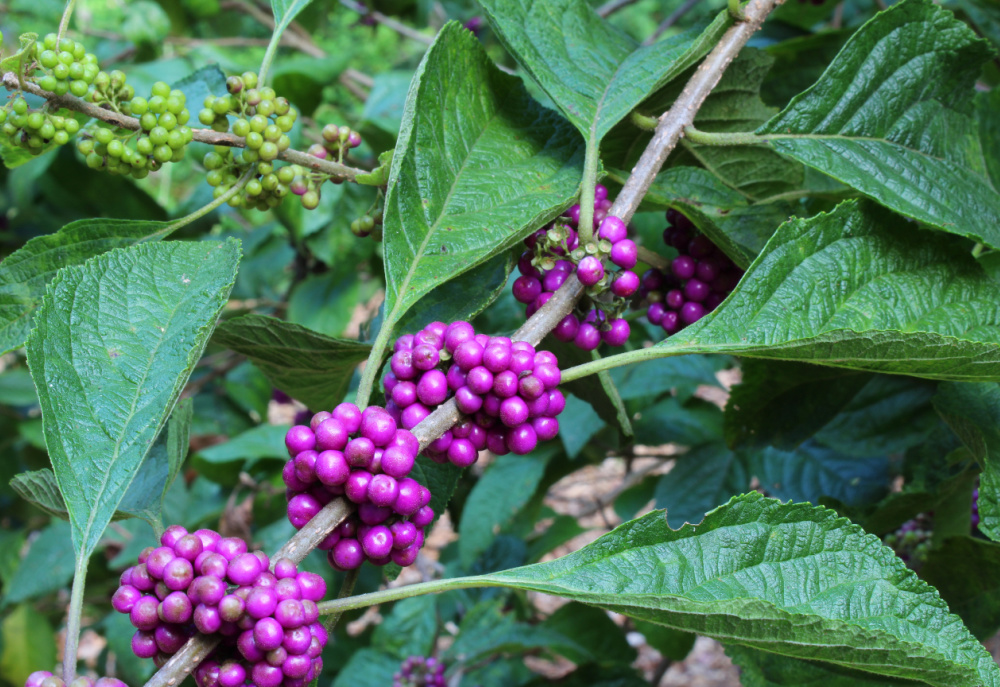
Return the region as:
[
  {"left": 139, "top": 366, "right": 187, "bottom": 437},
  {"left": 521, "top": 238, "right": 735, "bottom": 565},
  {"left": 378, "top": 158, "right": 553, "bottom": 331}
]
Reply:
[
  {"left": 514, "top": 186, "right": 636, "bottom": 351},
  {"left": 111, "top": 525, "right": 327, "bottom": 687},
  {"left": 283, "top": 403, "right": 434, "bottom": 570},
  {"left": 111, "top": 526, "right": 328, "bottom": 687},
  {"left": 383, "top": 321, "right": 566, "bottom": 460},
  {"left": 26, "top": 673, "right": 127, "bottom": 687},
  {"left": 640, "top": 209, "right": 743, "bottom": 336},
  {"left": 393, "top": 656, "right": 446, "bottom": 687},
  {"left": 306, "top": 124, "right": 361, "bottom": 163}
]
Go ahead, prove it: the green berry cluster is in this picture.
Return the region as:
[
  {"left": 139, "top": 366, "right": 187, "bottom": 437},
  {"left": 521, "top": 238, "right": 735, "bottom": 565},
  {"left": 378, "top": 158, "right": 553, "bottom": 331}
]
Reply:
[
  {"left": 0, "top": 97, "right": 80, "bottom": 154},
  {"left": 77, "top": 81, "right": 193, "bottom": 177},
  {"left": 198, "top": 72, "right": 296, "bottom": 164},
  {"left": 31, "top": 33, "right": 100, "bottom": 97},
  {"left": 307, "top": 124, "right": 362, "bottom": 164},
  {"left": 350, "top": 209, "right": 383, "bottom": 240},
  {"left": 87, "top": 70, "right": 136, "bottom": 111},
  {"left": 204, "top": 146, "right": 302, "bottom": 210}
]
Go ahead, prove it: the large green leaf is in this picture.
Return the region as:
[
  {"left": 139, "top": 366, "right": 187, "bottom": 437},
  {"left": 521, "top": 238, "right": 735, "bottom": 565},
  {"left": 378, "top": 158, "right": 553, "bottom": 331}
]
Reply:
[
  {"left": 0, "top": 218, "right": 175, "bottom": 355},
  {"left": 931, "top": 382, "right": 1000, "bottom": 542},
  {"left": 26, "top": 240, "right": 240, "bottom": 557},
  {"left": 380, "top": 22, "right": 582, "bottom": 348},
  {"left": 650, "top": 200, "right": 1000, "bottom": 381},
  {"left": 213, "top": 314, "right": 371, "bottom": 412},
  {"left": 726, "top": 645, "right": 915, "bottom": 686},
  {"left": 478, "top": 0, "right": 728, "bottom": 143},
  {"left": 0, "top": 605, "right": 56, "bottom": 687},
  {"left": 478, "top": 493, "right": 1000, "bottom": 686},
  {"left": 758, "top": 0, "right": 1000, "bottom": 246}
]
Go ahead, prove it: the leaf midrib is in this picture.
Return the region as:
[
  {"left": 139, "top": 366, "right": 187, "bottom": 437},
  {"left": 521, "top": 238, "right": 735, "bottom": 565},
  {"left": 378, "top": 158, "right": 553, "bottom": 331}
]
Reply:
[{"left": 70, "top": 258, "right": 199, "bottom": 552}]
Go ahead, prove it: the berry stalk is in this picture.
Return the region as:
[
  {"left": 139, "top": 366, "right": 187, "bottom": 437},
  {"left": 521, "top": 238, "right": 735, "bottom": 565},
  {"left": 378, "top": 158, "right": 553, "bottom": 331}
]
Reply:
[
  {"left": 575, "top": 138, "right": 601, "bottom": 245},
  {"left": 0, "top": 71, "right": 365, "bottom": 183}
]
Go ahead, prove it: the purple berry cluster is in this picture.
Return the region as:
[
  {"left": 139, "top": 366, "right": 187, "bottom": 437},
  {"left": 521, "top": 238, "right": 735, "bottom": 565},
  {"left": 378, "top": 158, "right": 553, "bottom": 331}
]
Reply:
[
  {"left": 26, "top": 673, "right": 127, "bottom": 687},
  {"left": 513, "top": 187, "right": 636, "bottom": 350},
  {"left": 640, "top": 210, "right": 743, "bottom": 336},
  {"left": 283, "top": 403, "right": 434, "bottom": 570},
  {"left": 111, "top": 526, "right": 328, "bottom": 687},
  {"left": 383, "top": 321, "right": 566, "bottom": 460},
  {"left": 393, "top": 656, "right": 446, "bottom": 687},
  {"left": 882, "top": 516, "right": 931, "bottom": 570}
]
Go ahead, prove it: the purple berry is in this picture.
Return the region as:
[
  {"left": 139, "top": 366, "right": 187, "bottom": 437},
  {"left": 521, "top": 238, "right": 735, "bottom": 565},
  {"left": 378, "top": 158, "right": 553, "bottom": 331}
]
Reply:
[
  {"left": 254, "top": 617, "right": 285, "bottom": 651},
  {"left": 610, "top": 239, "right": 637, "bottom": 269},
  {"left": 287, "top": 493, "right": 322, "bottom": 528},
  {"left": 447, "top": 438, "right": 478, "bottom": 467},
  {"left": 163, "top": 557, "right": 194, "bottom": 591},
  {"left": 174, "top": 534, "right": 204, "bottom": 561},
  {"left": 400, "top": 402, "right": 430, "bottom": 429},
  {"left": 159, "top": 591, "right": 193, "bottom": 624},
  {"left": 574, "top": 323, "right": 601, "bottom": 351},
  {"left": 552, "top": 314, "right": 580, "bottom": 342},
  {"left": 443, "top": 322, "right": 475, "bottom": 353},
  {"left": 612, "top": 270, "right": 639, "bottom": 297},
  {"left": 394, "top": 479, "right": 423, "bottom": 516},
  {"left": 251, "top": 663, "right": 283, "bottom": 687},
  {"left": 368, "top": 474, "right": 400, "bottom": 507},
  {"left": 275, "top": 599, "right": 305, "bottom": 629},
  {"left": 345, "top": 470, "right": 373, "bottom": 503},
  {"left": 132, "top": 631, "right": 158, "bottom": 659},
  {"left": 284, "top": 426, "right": 315, "bottom": 456},
  {"left": 598, "top": 216, "right": 627, "bottom": 243},
  {"left": 412, "top": 506, "right": 435, "bottom": 529},
  {"left": 113, "top": 585, "right": 141, "bottom": 613},
  {"left": 532, "top": 416, "right": 560, "bottom": 441},
  {"left": 194, "top": 604, "right": 222, "bottom": 634},
  {"left": 361, "top": 407, "right": 397, "bottom": 446},
  {"left": 315, "top": 450, "right": 350, "bottom": 486},
  {"left": 671, "top": 256, "right": 696, "bottom": 280},
  {"left": 216, "top": 537, "right": 248, "bottom": 561},
  {"left": 492, "top": 370, "right": 519, "bottom": 398},
  {"left": 333, "top": 403, "right": 363, "bottom": 433},
  {"left": 577, "top": 256, "right": 605, "bottom": 286},
  {"left": 688, "top": 235, "right": 715, "bottom": 258},
  {"left": 683, "top": 278, "right": 710, "bottom": 302},
  {"left": 361, "top": 525, "right": 393, "bottom": 559},
  {"left": 662, "top": 310, "right": 680, "bottom": 334},
  {"left": 507, "top": 424, "right": 538, "bottom": 455},
  {"left": 500, "top": 396, "right": 530, "bottom": 428},
  {"left": 227, "top": 553, "right": 263, "bottom": 586},
  {"left": 416, "top": 370, "right": 449, "bottom": 406},
  {"left": 512, "top": 276, "right": 542, "bottom": 304},
  {"left": 314, "top": 418, "right": 348, "bottom": 451},
  {"left": 602, "top": 319, "right": 630, "bottom": 346},
  {"left": 345, "top": 437, "right": 375, "bottom": 468},
  {"left": 680, "top": 301, "right": 706, "bottom": 324}
]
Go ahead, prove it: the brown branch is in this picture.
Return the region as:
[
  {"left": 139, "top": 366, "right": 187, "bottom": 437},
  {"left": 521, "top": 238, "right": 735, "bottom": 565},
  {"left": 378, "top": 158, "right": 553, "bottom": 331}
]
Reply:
[
  {"left": 615, "top": 0, "right": 784, "bottom": 223},
  {"left": 0, "top": 71, "right": 366, "bottom": 182},
  {"left": 137, "top": 4, "right": 780, "bottom": 687}
]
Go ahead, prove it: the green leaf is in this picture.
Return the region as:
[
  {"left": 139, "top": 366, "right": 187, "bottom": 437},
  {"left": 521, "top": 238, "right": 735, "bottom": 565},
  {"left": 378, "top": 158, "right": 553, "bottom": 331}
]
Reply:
[
  {"left": 920, "top": 535, "right": 1000, "bottom": 639},
  {"left": 978, "top": 88, "right": 1000, "bottom": 191},
  {"left": 932, "top": 382, "right": 1000, "bottom": 542},
  {"left": 10, "top": 469, "right": 66, "bottom": 520},
  {"left": 0, "top": 369, "right": 38, "bottom": 406},
  {"left": 0, "top": 605, "right": 55, "bottom": 687},
  {"left": 380, "top": 22, "right": 582, "bottom": 345},
  {"left": 193, "top": 423, "right": 288, "bottom": 486},
  {"left": 371, "top": 596, "right": 438, "bottom": 659},
  {"left": 478, "top": 0, "right": 728, "bottom": 143},
  {"left": 356, "top": 149, "right": 393, "bottom": 186},
  {"left": 26, "top": 239, "right": 240, "bottom": 557},
  {"left": 610, "top": 166, "right": 791, "bottom": 269},
  {"left": 459, "top": 447, "right": 557, "bottom": 566},
  {"left": 268, "top": 0, "right": 317, "bottom": 56},
  {"left": 726, "top": 645, "right": 916, "bottom": 686},
  {"left": 633, "top": 621, "right": 694, "bottom": 661},
  {"left": 609, "top": 353, "right": 724, "bottom": 402},
  {"left": 330, "top": 648, "right": 400, "bottom": 687},
  {"left": 13, "top": 401, "right": 192, "bottom": 524},
  {"left": 478, "top": 493, "right": 1000, "bottom": 686},
  {"left": 3, "top": 521, "right": 75, "bottom": 606},
  {"left": 0, "top": 218, "right": 176, "bottom": 355},
  {"left": 955, "top": 0, "right": 1000, "bottom": 50},
  {"left": 758, "top": 0, "right": 1000, "bottom": 246},
  {"left": 741, "top": 442, "right": 889, "bottom": 508},
  {"left": 725, "top": 361, "right": 873, "bottom": 450},
  {"left": 442, "top": 598, "right": 572, "bottom": 664},
  {"left": 214, "top": 314, "right": 371, "bottom": 412},
  {"left": 653, "top": 443, "right": 745, "bottom": 527},
  {"left": 558, "top": 393, "right": 604, "bottom": 458},
  {"left": 632, "top": 397, "right": 723, "bottom": 448},
  {"left": 652, "top": 200, "right": 1000, "bottom": 381},
  {"left": 541, "top": 603, "right": 637, "bottom": 666}
]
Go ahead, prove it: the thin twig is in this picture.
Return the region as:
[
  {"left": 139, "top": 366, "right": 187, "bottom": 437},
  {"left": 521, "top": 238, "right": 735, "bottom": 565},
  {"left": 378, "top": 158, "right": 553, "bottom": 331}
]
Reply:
[
  {"left": 0, "top": 71, "right": 366, "bottom": 182},
  {"left": 643, "top": 0, "right": 701, "bottom": 46},
  {"left": 619, "top": 0, "right": 784, "bottom": 222},
  {"left": 596, "top": 0, "right": 641, "bottom": 18},
  {"left": 651, "top": 657, "right": 674, "bottom": 685},
  {"left": 137, "top": 3, "right": 781, "bottom": 686},
  {"left": 220, "top": 0, "right": 325, "bottom": 57},
  {"left": 338, "top": 0, "right": 435, "bottom": 45}
]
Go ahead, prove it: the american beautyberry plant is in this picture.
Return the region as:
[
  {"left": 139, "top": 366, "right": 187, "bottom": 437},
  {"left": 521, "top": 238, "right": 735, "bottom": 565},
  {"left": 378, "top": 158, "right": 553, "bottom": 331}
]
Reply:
[{"left": 3, "top": 0, "right": 1000, "bottom": 685}]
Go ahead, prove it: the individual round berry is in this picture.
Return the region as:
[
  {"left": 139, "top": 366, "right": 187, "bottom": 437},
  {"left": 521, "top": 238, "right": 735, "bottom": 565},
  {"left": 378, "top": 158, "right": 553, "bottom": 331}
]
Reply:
[
  {"left": 610, "top": 239, "right": 638, "bottom": 269},
  {"left": 683, "top": 278, "right": 710, "bottom": 302},
  {"left": 602, "top": 319, "right": 630, "bottom": 346},
  {"left": 574, "top": 323, "right": 601, "bottom": 351},
  {"left": 285, "top": 426, "right": 315, "bottom": 456},
  {"left": 577, "top": 256, "right": 605, "bottom": 286},
  {"left": 680, "top": 301, "right": 706, "bottom": 324},
  {"left": 447, "top": 438, "right": 478, "bottom": 467},
  {"left": 671, "top": 256, "right": 696, "bottom": 280},
  {"left": 332, "top": 403, "right": 363, "bottom": 433},
  {"left": 227, "top": 553, "right": 263, "bottom": 586},
  {"left": 330, "top": 539, "right": 364, "bottom": 570},
  {"left": 361, "top": 525, "right": 393, "bottom": 559}
]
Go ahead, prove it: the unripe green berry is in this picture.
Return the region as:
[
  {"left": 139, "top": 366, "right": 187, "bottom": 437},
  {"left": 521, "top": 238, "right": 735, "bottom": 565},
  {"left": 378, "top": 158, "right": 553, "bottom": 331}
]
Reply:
[
  {"left": 130, "top": 97, "right": 149, "bottom": 116},
  {"left": 151, "top": 81, "right": 171, "bottom": 98},
  {"left": 140, "top": 113, "right": 158, "bottom": 131},
  {"left": 249, "top": 115, "right": 267, "bottom": 133},
  {"left": 94, "top": 127, "right": 114, "bottom": 144},
  {"left": 148, "top": 95, "right": 166, "bottom": 114},
  {"left": 245, "top": 132, "right": 264, "bottom": 150},
  {"left": 153, "top": 145, "right": 173, "bottom": 162},
  {"left": 232, "top": 118, "right": 250, "bottom": 137},
  {"left": 39, "top": 121, "right": 55, "bottom": 139},
  {"left": 64, "top": 119, "right": 80, "bottom": 134},
  {"left": 301, "top": 190, "right": 319, "bottom": 209},
  {"left": 70, "top": 80, "right": 89, "bottom": 97},
  {"left": 107, "top": 139, "right": 124, "bottom": 157},
  {"left": 212, "top": 96, "right": 232, "bottom": 115},
  {"left": 256, "top": 99, "right": 274, "bottom": 117},
  {"left": 166, "top": 96, "right": 185, "bottom": 115},
  {"left": 206, "top": 169, "right": 224, "bottom": 186},
  {"left": 263, "top": 124, "right": 281, "bottom": 142},
  {"left": 246, "top": 179, "right": 263, "bottom": 196},
  {"left": 242, "top": 72, "right": 258, "bottom": 89},
  {"left": 38, "top": 75, "right": 58, "bottom": 92},
  {"left": 53, "top": 81, "right": 70, "bottom": 96},
  {"left": 43, "top": 33, "right": 58, "bottom": 49},
  {"left": 149, "top": 127, "right": 169, "bottom": 145},
  {"left": 275, "top": 115, "right": 293, "bottom": 132},
  {"left": 226, "top": 76, "right": 243, "bottom": 94},
  {"left": 167, "top": 130, "right": 185, "bottom": 150},
  {"left": 110, "top": 70, "right": 126, "bottom": 88},
  {"left": 86, "top": 152, "right": 104, "bottom": 168},
  {"left": 137, "top": 137, "right": 153, "bottom": 154},
  {"left": 277, "top": 166, "right": 295, "bottom": 184},
  {"left": 53, "top": 130, "right": 69, "bottom": 145},
  {"left": 12, "top": 99, "right": 28, "bottom": 115},
  {"left": 40, "top": 50, "right": 59, "bottom": 68},
  {"left": 259, "top": 141, "right": 278, "bottom": 161}
]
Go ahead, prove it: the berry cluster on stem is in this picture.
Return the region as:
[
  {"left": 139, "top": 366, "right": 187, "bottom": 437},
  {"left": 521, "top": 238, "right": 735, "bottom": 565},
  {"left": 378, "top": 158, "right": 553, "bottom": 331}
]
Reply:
[
  {"left": 393, "top": 656, "right": 446, "bottom": 687},
  {"left": 112, "top": 526, "right": 328, "bottom": 687},
  {"left": 283, "top": 403, "right": 433, "bottom": 570},
  {"left": 385, "top": 321, "right": 566, "bottom": 460},
  {"left": 639, "top": 209, "right": 743, "bottom": 335},
  {"left": 515, "top": 186, "right": 637, "bottom": 351}
]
